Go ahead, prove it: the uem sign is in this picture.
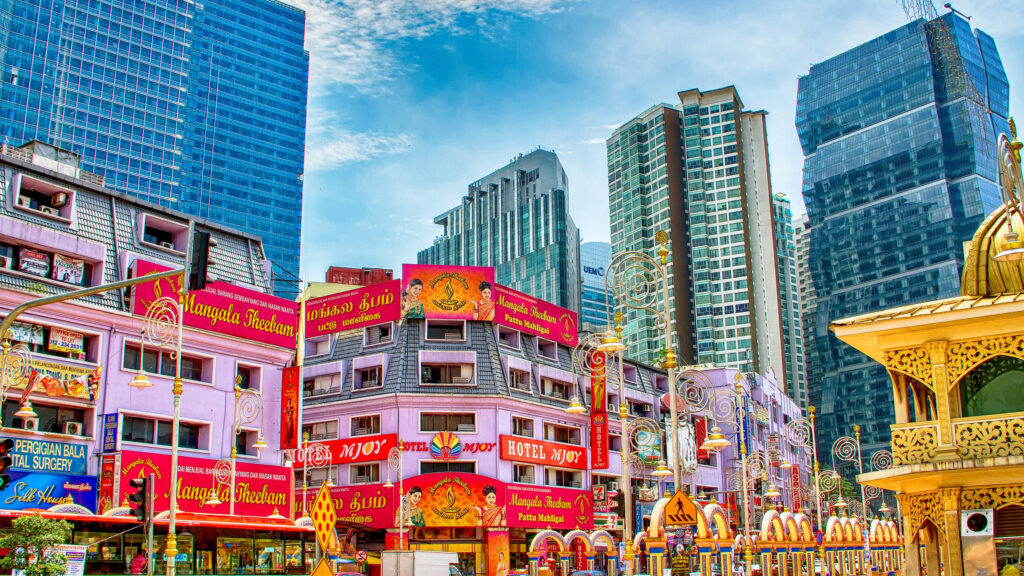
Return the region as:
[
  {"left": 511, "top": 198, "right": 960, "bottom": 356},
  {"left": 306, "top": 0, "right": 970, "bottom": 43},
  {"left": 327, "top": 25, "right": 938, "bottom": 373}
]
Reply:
[{"left": 499, "top": 435, "right": 587, "bottom": 470}]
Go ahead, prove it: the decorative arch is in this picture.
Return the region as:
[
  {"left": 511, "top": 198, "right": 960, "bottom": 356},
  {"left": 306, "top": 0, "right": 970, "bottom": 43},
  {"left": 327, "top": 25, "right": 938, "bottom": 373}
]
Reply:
[
  {"left": 825, "top": 516, "right": 843, "bottom": 542},
  {"left": 701, "top": 501, "right": 734, "bottom": 540},
  {"left": 47, "top": 502, "right": 92, "bottom": 514},
  {"left": 793, "top": 512, "right": 814, "bottom": 541},
  {"left": 760, "top": 510, "right": 786, "bottom": 542},
  {"left": 589, "top": 530, "right": 617, "bottom": 552},
  {"left": 647, "top": 494, "right": 671, "bottom": 538},
  {"left": 528, "top": 530, "right": 566, "bottom": 553},
  {"left": 780, "top": 511, "right": 800, "bottom": 541},
  {"left": 633, "top": 530, "right": 647, "bottom": 551},
  {"left": 957, "top": 354, "right": 1024, "bottom": 417},
  {"left": 869, "top": 519, "right": 884, "bottom": 543},
  {"left": 562, "top": 530, "right": 592, "bottom": 553}
]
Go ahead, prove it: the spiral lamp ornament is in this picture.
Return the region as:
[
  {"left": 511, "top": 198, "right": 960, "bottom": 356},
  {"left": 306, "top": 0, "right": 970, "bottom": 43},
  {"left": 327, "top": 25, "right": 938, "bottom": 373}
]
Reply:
[
  {"left": 870, "top": 450, "right": 893, "bottom": 472},
  {"left": 607, "top": 252, "right": 665, "bottom": 327},
  {"left": 234, "top": 387, "right": 264, "bottom": 430},
  {"left": 143, "top": 296, "right": 180, "bottom": 356},
  {"left": 831, "top": 435, "right": 858, "bottom": 468}
]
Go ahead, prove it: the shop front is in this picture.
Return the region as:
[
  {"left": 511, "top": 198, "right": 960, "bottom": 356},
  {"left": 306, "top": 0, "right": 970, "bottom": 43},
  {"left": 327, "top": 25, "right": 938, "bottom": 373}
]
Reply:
[{"left": 299, "top": 472, "right": 593, "bottom": 576}]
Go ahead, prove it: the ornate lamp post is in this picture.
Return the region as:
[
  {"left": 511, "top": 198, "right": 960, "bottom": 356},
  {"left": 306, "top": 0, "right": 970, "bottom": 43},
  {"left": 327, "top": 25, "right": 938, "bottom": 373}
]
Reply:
[
  {"left": 832, "top": 426, "right": 867, "bottom": 530},
  {"left": 296, "top": 433, "right": 334, "bottom": 517},
  {"left": 227, "top": 379, "right": 266, "bottom": 515},
  {"left": 0, "top": 339, "right": 35, "bottom": 427},
  {"left": 383, "top": 442, "right": 407, "bottom": 550},
  {"left": 779, "top": 406, "right": 819, "bottom": 522}
]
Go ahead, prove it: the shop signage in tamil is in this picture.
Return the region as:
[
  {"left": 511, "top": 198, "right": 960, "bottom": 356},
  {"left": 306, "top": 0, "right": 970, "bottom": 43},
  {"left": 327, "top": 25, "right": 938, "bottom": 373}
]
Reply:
[
  {"left": 499, "top": 435, "right": 587, "bottom": 470},
  {"left": 132, "top": 260, "right": 298, "bottom": 349},
  {"left": 305, "top": 279, "right": 401, "bottom": 337},
  {"left": 294, "top": 434, "right": 397, "bottom": 466},
  {"left": 2, "top": 471, "right": 97, "bottom": 511},
  {"left": 118, "top": 450, "right": 290, "bottom": 516},
  {"left": 10, "top": 438, "right": 87, "bottom": 474},
  {"left": 295, "top": 483, "right": 392, "bottom": 528}
]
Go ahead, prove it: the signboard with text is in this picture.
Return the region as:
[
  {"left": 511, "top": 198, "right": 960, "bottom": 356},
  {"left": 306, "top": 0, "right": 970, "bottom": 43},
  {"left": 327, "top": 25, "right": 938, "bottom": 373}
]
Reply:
[
  {"left": 9, "top": 438, "right": 87, "bottom": 475},
  {"left": 2, "top": 471, "right": 97, "bottom": 512},
  {"left": 305, "top": 279, "right": 401, "bottom": 337},
  {"left": 280, "top": 367, "right": 300, "bottom": 451},
  {"left": 101, "top": 414, "right": 120, "bottom": 453},
  {"left": 590, "top": 413, "right": 609, "bottom": 469},
  {"left": 295, "top": 483, "right": 393, "bottom": 528},
  {"left": 294, "top": 434, "right": 397, "bottom": 466},
  {"left": 493, "top": 284, "right": 578, "bottom": 347},
  {"left": 499, "top": 435, "right": 587, "bottom": 470},
  {"left": 132, "top": 260, "right": 298, "bottom": 348},
  {"left": 400, "top": 264, "right": 495, "bottom": 320}
]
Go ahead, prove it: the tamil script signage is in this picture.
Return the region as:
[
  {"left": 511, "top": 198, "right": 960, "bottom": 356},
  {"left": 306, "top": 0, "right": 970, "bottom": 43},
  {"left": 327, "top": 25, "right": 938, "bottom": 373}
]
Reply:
[
  {"left": 118, "top": 450, "right": 291, "bottom": 516},
  {"left": 294, "top": 483, "right": 392, "bottom": 528},
  {"left": 493, "top": 284, "right": 578, "bottom": 347},
  {"left": 294, "top": 434, "right": 398, "bottom": 466},
  {"left": 9, "top": 438, "right": 87, "bottom": 475},
  {"left": 305, "top": 280, "right": 401, "bottom": 337},
  {"left": 2, "top": 471, "right": 97, "bottom": 512},
  {"left": 499, "top": 435, "right": 587, "bottom": 470},
  {"left": 132, "top": 260, "right": 298, "bottom": 348}
]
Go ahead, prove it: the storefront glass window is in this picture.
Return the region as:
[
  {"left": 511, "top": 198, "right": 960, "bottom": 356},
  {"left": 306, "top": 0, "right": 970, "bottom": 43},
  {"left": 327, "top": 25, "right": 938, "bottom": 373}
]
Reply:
[
  {"left": 217, "top": 537, "right": 254, "bottom": 574},
  {"left": 253, "top": 537, "right": 284, "bottom": 574}
]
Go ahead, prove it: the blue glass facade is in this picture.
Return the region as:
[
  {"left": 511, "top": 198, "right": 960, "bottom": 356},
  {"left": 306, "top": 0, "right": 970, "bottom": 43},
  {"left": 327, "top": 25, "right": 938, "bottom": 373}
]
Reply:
[
  {"left": 580, "top": 241, "right": 612, "bottom": 328},
  {"left": 796, "top": 14, "right": 1009, "bottom": 461},
  {"left": 0, "top": 0, "right": 308, "bottom": 293}
]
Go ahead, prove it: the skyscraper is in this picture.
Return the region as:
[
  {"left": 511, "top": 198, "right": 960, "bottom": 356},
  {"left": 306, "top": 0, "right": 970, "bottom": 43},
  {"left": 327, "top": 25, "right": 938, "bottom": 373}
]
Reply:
[
  {"left": 0, "top": 0, "right": 309, "bottom": 293},
  {"left": 580, "top": 241, "right": 613, "bottom": 330},
  {"left": 793, "top": 215, "right": 814, "bottom": 410},
  {"left": 773, "top": 195, "right": 806, "bottom": 410},
  {"left": 608, "top": 86, "right": 800, "bottom": 389},
  {"left": 796, "top": 13, "right": 1009, "bottom": 458},
  {"left": 418, "top": 149, "right": 581, "bottom": 312}
]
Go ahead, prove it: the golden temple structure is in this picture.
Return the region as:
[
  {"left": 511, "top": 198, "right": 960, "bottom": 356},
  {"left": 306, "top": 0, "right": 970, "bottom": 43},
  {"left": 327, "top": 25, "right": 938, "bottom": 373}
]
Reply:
[{"left": 831, "top": 123, "right": 1024, "bottom": 576}]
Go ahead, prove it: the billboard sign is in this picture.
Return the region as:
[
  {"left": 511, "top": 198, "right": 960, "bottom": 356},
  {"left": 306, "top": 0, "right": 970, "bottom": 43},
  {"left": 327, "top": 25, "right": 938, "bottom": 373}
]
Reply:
[
  {"left": 499, "top": 435, "right": 587, "bottom": 470},
  {"left": 1, "top": 471, "right": 97, "bottom": 512},
  {"left": 294, "top": 434, "right": 398, "bottom": 466},
  {"left": 280, "top": 367, "right": 300, "bottom": 451},
  {"left": 400, "top": 264, "right": 495, "bottom": 320},
  {"left": 305, "top": 279, "right": 401, "bottom": 337},
  {"left": 493, "top": 284, "right": 578, "bottom": 347}
]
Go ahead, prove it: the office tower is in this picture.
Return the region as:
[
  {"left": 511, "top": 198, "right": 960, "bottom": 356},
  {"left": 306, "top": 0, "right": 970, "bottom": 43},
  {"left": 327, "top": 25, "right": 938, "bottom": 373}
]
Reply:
[
  {"left": 418, "top": 149, "right": 581, "bottom": 312},
  {"left": 796, "top": 13, "right": 1009, "bottom": 457},
  {"left": 773, "top": 196, "right": 806, "bottom": 410},
  {"left": 793, "top": 215, "right": 814, "bottom": 410},
  {"left": 580, "top": 241, "right": 613, "bottom": 330},
  {"left": 608, "top": 87, "right": 792, "bottom": 387},
  {"left": 0, "top": 0, "right": 309, "bottom": 294}
]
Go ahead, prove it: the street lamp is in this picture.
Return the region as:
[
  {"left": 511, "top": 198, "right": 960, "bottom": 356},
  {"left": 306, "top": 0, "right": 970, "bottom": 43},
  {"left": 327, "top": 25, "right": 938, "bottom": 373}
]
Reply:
[
  {"left": 384, "top": 442, "right": 407, "bottom": 549},
  {"left": 296, "top": 433, "right": 333, "bottom": 517},
  {"left": 778, "top": 406, "right": 820, "bottom": 526},
  {"left": 0, "top": 339, "right": 34, "bottom": 427},
  {"left": 205, "top": 460, "right": 230, "bottom": 507},
  {"left": 227, "top": 377, "right": 266, "bottom": 515},
  {"left": 832, "top": 426, "right": 867, "bottom": 529}
]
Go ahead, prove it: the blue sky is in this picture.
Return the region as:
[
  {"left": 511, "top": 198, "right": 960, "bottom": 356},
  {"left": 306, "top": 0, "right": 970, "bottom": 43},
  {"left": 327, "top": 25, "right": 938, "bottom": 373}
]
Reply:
[{"left": 292, "top": 0, "right": 1024, "bottom": 281}]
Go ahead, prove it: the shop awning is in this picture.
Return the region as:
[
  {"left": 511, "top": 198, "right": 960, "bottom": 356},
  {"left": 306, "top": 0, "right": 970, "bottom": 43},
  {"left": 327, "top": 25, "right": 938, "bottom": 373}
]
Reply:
[{"left": 0, "top": 510, "right": 313, "bottom": 532}]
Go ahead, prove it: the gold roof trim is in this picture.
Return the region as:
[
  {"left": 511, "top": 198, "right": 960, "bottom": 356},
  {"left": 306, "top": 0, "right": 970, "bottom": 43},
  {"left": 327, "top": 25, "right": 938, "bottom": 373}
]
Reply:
[{"left": 832, "top": 292, "right": 1024, "bottom": 327}]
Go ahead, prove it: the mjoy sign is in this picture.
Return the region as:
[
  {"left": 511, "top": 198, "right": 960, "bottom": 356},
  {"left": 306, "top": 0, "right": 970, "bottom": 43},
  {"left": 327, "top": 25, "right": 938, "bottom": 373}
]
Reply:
[
  {"left": 499, "top": 435, "right": 587, "bottom": 470},
  {"left": 294, "top": 434, "right": 397, "bottom": 466}
]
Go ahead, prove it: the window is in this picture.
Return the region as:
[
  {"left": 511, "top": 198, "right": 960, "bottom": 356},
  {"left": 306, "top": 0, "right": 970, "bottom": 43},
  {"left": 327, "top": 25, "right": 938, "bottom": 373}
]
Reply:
[
  {"left": 536, "top": 338, "right": 558, "bottom": 360},
  {"left": 509, "top": 369, "right": 531, "bottom": 392},
  {"left": 305, "top": 467, "right": 332, "bottom": 488},
  {"left": 540, "top": 377, "right": 573, "bottom": 401},
  {"left": 305, "top": 336, "right": 332, "bottom": 358},
  {"left": 0, "top": 243, "right": 96, "bottom": 287},
  {"left": 350, "top": 464, "right": 380, "bottom": 484},
  {"left": 4, "top": 321, "right": 97, "bottom": 362},
  {"left": 2, "top": 401, "right": 86, "bottom": 435},
  {"left": 234, "top": 430, "right": 261, "bottom": 457},
  {"left": 15, "top": 172, "right": 75, "bottom": 221},
  {"left": 303, "top": 375, "right": 340, "bottom": 397},
  {"left": 426, "top": 320, "right": 465, "bottom": 341},
  {"left": 420, "top": 461, "right": 476, "bottom": 474},
  {"left": 235, "top": 364, "right": 261, "bottom": 390},
  {"left": 622, "top": 364, "right": 638, "bottom": 383},
  {"left": 303, "top": 420, "right": 338, "bottom": 441},
  {"left": 137, "top": 214, "right": 188, "bottom": 253},
  {"left": 629, "top": 401, "right": 651, "bottom": 417},
  {"left": 351, "top": 415, "right": 380, "bottom": 436},
  {"left": 512, "top": 417, "right": 534, "bottom": 438},
  {"left": 121, "top": 415, "right": 203, "bottom": 450},
  {"left": 546, "top": 468, "right": 582, "bottom": 488},
  {"left": 420, "top": 413, "right": 475, "bottom": 433},
  {"left": 122, "top": 343, "right": 209, "bottom": 382},
  {"left": 497, "top": 326, "right": 520, "bottom": 349},
  {"left": 364, "top": 323, "right": 393, "bottom": 346},
  {"left": 513, "top": 464, "right": 535, "bottom": 484},
  {"left": 420, "top": 364, "right": 474, "bottom": 385},
  {"left": 355, "top": 366, "right": 383, "bottom": 390},
  {"left": 544, "top": 423, "right": 582, "bottom": 446}
]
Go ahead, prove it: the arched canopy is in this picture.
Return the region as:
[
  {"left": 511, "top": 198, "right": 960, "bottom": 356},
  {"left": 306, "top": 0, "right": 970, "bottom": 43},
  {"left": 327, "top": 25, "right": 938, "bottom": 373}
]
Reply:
[
  {"left": 590, "top": 530, "right": 617, "bottom": 552},
  {"left": 825, "top": 516, "right": 843, "bottom": 542},
  {"left": 793, "top": 513, "right": 814, "bottom": 541},
  {"left": 529, "top": 530, "right": 566, "bottom": 553},
  {"left": 700, "top": 501, "right": 734, "bottom": 540},
  {"left": 563, "top": 530, "right": 591, "bottom": 552},
  {"left": 760, "top": 510, "right": 786, "bottom": 542}
]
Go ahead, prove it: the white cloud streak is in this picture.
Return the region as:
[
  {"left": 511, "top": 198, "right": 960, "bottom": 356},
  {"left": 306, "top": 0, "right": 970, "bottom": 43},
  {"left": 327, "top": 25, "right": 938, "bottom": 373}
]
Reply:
[{"left": 305, "top": 131, "right": 415, "bottom": 170}]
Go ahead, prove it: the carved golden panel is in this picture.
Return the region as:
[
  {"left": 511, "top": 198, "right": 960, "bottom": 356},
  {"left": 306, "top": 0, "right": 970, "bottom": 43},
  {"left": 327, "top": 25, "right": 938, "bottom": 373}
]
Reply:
[
  {"left": 897, "top": 492, "right": 945, "bottom": 538},
  {"left": 947, "top": 334, "right": 1024, "bottom": 388},
  {"left": 892, "top": 424, "right": 938, "bottom": 466},
  {"left": 882, "top": 346, "right": 933, "bottom": 390},
  {"left": 955, "top": 416, "right": 1024, "bottom": 459},
  {"left": 961, "top": 485, "right": 1024, "bottom": 510}
]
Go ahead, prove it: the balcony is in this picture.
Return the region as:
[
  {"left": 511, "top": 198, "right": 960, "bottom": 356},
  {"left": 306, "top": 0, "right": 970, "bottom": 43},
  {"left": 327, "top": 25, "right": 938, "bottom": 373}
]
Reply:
[
  {"left": 891, "top": 421, "right": 939, "bottom": 465},
  {"left": 891, "top": 413, "right": 1024, "bottom": 465}
]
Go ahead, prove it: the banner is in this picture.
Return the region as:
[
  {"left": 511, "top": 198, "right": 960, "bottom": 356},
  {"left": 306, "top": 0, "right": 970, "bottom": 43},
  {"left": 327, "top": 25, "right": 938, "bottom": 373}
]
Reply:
[
  {"left": 506, "top": 483, "right": 593, "bottom": 530},
  {"left": 280, "top": 367, "right": 300, "bottom": 451},
  {"left": 590, "top": 413, "right": 609, "bottom": 470},
  {"left": 695, "top": 416, "right": 708, "bottom": 461},
  {"left": 305, "top": 279, "right": 401, "bottom": 337},
  {"left": 294, "top": 434, "right": 397, "bottom": 466},
  {"left": 9, "top": 359, "right": 98, "bottom": 400},
  {"left": 1, "top": 471, "right": 97, "bottom": 511},
  {"left": 791, "top": 466, "right": 802, "bottom": 511},
  {"left": 9, "top": 438, "right": 87, "bottom": 474},
  {"left": 56, "top": 545, "right": 87, "bottom": 576},
  {"left": 768, "top": 433, "right": 780, "bottom": 466},
  {"left": 132, "top": 260, "right": 298, "bottom": 348},
  {"left": 493, "top": 284, "right": 578, "bottom": 347},
  {"left": 590, "top": 350, "right": 607, "bottom": 413},
  {"left": 499, "top": 435, "right": 587, "bottom": 470},
  {"left": 294, "top": 483, "right": 393, "bottom": 529},
  {"left": 118, "top": 450, "right": 291, "bottom": 516},
  {"left": 98, "top": 453, "right": 119, "bottom": 514},
  {"left": 400, "top": 264, "right": 495, "bottom": 320},
  {"left": 636, "top": 426, "right": 662, "bottom": 465},
  {"left": 486, "top": 530, "right": 510, "bottom": 576}
]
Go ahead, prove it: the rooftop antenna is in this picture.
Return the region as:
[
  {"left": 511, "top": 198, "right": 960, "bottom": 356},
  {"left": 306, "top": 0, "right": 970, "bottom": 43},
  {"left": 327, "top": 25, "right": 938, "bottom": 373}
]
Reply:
[{"left": 943, "top": 3, "right": 971, "bottom": 20}]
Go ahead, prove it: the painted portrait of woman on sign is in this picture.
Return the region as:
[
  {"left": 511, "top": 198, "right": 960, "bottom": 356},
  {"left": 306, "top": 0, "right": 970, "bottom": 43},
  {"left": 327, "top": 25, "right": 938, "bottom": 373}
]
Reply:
[{"left": 401, "top": 278, "right": 425, "bottom": 319}]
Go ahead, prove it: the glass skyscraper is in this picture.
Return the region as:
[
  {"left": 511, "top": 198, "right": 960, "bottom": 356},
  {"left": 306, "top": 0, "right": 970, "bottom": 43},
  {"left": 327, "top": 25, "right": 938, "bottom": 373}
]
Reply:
[
  {"left": 797, "top": 13, "right": 1009, "bottom": 460},
  {"left": 580, "top": 241, "right": 613, "bottom": 329},
  {"left": 0, "top": 0, "right": 308, "bottom": 293},
  {"left": 418, "top": 149, "right": 581, "bottom": 313}
]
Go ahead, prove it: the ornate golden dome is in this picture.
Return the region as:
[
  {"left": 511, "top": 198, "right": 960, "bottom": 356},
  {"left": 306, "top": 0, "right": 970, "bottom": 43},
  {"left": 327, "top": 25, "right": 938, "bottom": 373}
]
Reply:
[{"left": 961, "top": 123, "right": 1024, "bottom": 297}]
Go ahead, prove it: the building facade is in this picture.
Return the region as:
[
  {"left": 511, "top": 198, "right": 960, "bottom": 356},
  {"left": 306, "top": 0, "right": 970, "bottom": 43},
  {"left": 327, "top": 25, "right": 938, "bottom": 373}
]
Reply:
[
  {"left": 608, "top": 87, "right": 797, "bottom": 392},
  {"left": 417, "top": 149, "right": 581, "bottom": 314},
  {"left": 325, "top": 266, "right": 394, "bottom": 287},
  {"left": 0, "top": 142, "right": 303, "bottom": 574},
  {"left": 796, "top": 13, "right": 1010, "bottom": 459},
  {"left": 772, "top": 198, "right": 806, "bottom": 411},
  {"left": 0, "top": 0, "right": 309, "bottom": 293},
  {"left": 792, "top": 215, "right": 814, "bottom": 410},
  {"left": 579, "top": 241, "right": 613, "bottom": 330}
]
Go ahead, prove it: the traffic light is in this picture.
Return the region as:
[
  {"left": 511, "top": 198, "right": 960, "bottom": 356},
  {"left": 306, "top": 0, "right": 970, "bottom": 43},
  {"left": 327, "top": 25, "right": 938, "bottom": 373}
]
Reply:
[
  {"left": 187, "top": 230, "right": 217, "bottom": 291},
  {"left": 128, "top": 475, "right": 151, "bottom": 523},
  {"left": 0, "top": 438, "right": 13, "bottom": 490}
]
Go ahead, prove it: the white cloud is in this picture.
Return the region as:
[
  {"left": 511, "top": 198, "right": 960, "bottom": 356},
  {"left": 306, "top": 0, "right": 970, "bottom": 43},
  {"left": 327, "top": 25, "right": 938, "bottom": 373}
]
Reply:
[{"left": 305, "top": 131, "right": 415, "bottom": 171}]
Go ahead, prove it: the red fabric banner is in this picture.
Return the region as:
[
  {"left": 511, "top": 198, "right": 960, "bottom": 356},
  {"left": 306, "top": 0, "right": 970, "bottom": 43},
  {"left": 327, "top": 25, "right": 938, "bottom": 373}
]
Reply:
[
  {"left": 280, "top": 367, "right": 300, "bottom": 451},
  {"left": 590, "top": 413, "right": 609, "bottom": 469},
  {"left": 791, "top": 466, "right": 803, "bottom": 511},
  {"left": 590, "top": 350, "right": 607, "bottom": 414},
  {"left": 695, "top": 416, "right": 708, "bottom": 461}
]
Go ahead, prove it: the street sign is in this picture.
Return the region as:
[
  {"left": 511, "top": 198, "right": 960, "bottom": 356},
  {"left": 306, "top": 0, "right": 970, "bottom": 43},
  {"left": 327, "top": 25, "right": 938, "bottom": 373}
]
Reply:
[
  {"left": 664, "top": 490, "right": 698, "bottom": 526},
  {"left": 309, "top": 484, "right": 338, "bottom": 553},
  {"left": 309, "top": 557, "right": 333, "bottom": 576},
  {"left": 355, "top": 550, "right": 368, "bottom": 564}
]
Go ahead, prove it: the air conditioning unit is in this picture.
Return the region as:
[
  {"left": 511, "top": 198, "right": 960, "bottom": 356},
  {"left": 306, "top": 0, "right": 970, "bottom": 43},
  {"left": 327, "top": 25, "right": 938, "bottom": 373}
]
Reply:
[
  {"left": 22, "top": 417, "right": 39, "bottom": 431},
  {"left": 63, "top": 421, "right": 83, "bottom": 436},
  {"left": 159, "top": 241, "right": 174, "bottom": 249},
  {"left": 51, "top": 192, "right": 67, "bottom": 207},
  {"left": 961, "top": 509, "right": 994, "bottom": 537},
  {"left": 39, "top": 206, "right": 58, "bottom": 216}
]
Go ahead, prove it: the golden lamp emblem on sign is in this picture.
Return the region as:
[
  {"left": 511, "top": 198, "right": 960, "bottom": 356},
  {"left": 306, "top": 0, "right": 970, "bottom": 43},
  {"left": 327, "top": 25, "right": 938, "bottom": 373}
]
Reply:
[{"left": 429, "top": 274, "right": 469, "bottom": 311}]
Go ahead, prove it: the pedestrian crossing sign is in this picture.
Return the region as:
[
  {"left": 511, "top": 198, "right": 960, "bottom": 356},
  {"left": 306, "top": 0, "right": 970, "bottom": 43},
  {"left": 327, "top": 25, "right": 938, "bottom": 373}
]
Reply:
[{"left": 664, "top": 490, "right": 698, "bottom": 526}]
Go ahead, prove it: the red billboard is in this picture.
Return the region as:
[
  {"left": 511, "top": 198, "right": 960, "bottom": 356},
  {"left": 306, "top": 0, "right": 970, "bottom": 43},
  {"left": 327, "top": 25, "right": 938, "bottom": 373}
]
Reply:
[
  {"left": 507, "top": 483, "right": 594, "bottom": 529},
  {"left": 791, "top": 466, "right": 802, "bottom": 511},
  {"left": 132, "top": 260, "right": 298, "bottom": 348},
  {"left": 294, "top": 483, "right": 393, "bottom": 528},
  {"left": 493, "top": 284, "right": 578, "bottom": 346},
  {"left": 590, "top": 413, "right": 609, "bottom": 469},
  {"left": 293, "top": 434, "right": 397, "bottom": 466},
  {"left": 305, "top": 279, "right": 401, "bottom": 337},
  {"left": 400, "top": 264, "right": 495, "bottom": 320},
  {"left": 280, "top": 367, "right": 300, "bottom": 451},
  {"left": 590, "top": 350, "right": 607, "bottom": 413},
  {"left": 118, "top": 450, "right": 291, "bottom": 517},
  {"left": 499, "top": 435, "right": 587, "bottom": 470}
]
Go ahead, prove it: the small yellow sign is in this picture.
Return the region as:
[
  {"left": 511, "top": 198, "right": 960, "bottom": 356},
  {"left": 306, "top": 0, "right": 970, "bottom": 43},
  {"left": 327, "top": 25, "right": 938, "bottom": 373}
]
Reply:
[
  {"left": 664, "top": 490, "right": 698, "bottom": 526},
  {"left": 309, "top": 484, "right": 338, "bottom": 552},
  {"left": 309, "top": 557, "right": 334, "bottom": 576}
]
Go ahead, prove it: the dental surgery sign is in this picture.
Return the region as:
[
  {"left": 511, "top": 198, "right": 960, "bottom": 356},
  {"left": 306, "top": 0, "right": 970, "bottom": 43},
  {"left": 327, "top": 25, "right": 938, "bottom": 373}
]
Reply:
[
  {"left": 10, "top": 438, "right": 87, "bottom": 474},
  {"left": 2, "top": 439, "right": 96, "bottom": 512},
  {"left": 132, "top": 260, "right": 298, "bottom": 348}
]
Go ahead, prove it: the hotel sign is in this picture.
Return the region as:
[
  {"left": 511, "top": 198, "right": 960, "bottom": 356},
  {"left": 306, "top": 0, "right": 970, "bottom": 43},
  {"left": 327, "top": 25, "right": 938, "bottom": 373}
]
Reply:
[
  {"left": 499, "top": 435, "right": 587, "bottom": 470},
  {"left": 294, "top": 434, "right": 398, "bottom": 466}
]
